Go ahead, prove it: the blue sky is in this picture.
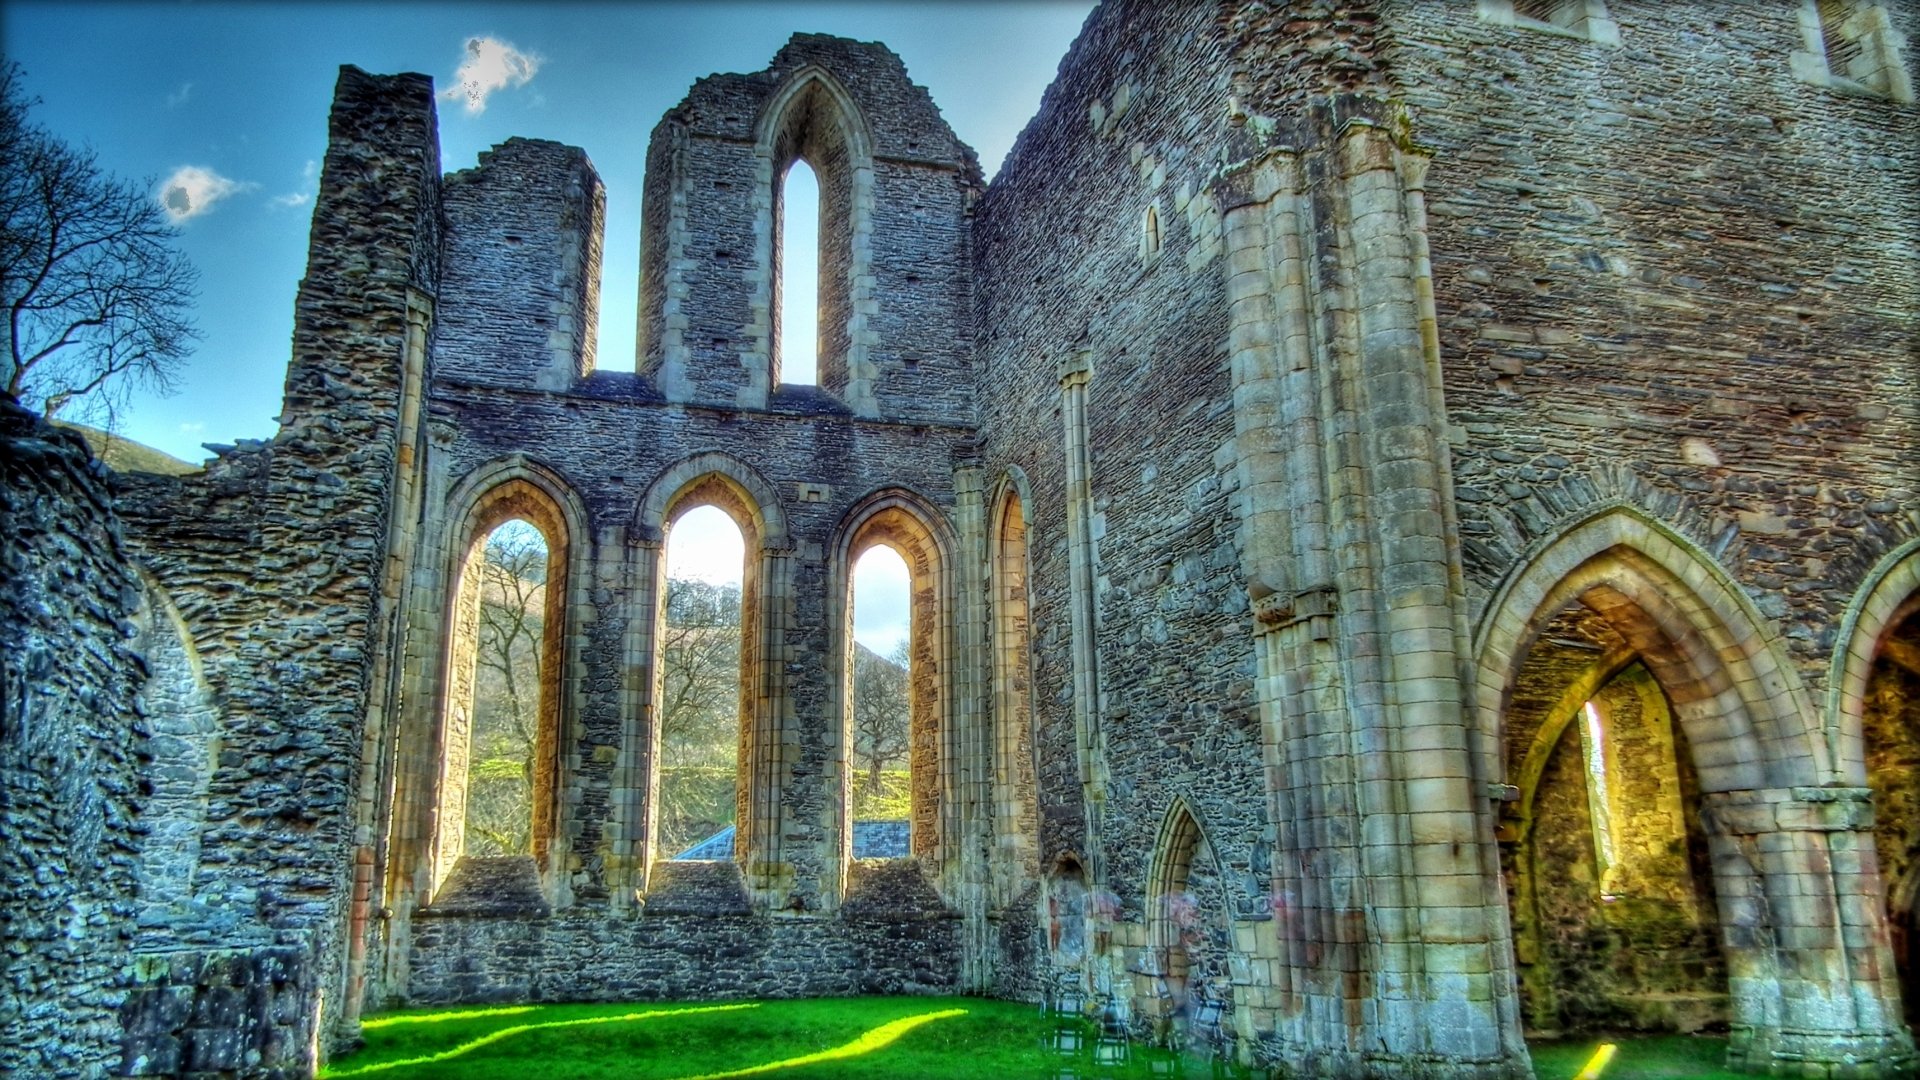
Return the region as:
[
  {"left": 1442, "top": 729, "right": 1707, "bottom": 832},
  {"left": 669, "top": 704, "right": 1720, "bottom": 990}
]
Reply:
[
  {"left": 3, "top": 1, "right": 1093, "bottom": 461},
  {"left": 4, "top": 1, "right": 1090, "bottom": 654}
]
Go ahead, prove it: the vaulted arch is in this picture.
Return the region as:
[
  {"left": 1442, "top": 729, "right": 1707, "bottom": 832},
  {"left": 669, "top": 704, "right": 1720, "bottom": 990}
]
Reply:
[
  {"left": 1469, "top": 506, "right": 1893, "bottom": 1051},
  {"left": 636, "top": 451, "right": 788, "bottom": 548},
  {"left": 128, "top": 572, "right": 219, "bottom": 926},
  {"left": 1144, "top": 796, "right": 1232, "bottom": 1045},
  {"left": 412, "top": 457, "right": 591, "bottom": 909},
  {"left": 1473, "top": 507, "right": 1822, "bottom": 794},
  {"left": 827, "top": 488, "right": 957, "bottom": 896},
  {"left": 753, "top": 65, "right": 877, "bottom": 413},
  {"left": 1831, "top": 539, "right": 1920, "bottom": 783}
]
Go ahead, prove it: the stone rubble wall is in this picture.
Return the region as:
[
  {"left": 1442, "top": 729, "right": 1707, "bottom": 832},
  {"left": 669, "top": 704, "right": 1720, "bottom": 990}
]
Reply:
[
  {"left": 0, "top": 404, "right": 144, "bottom": 1079},
  {"left": 434, "top": 139, "right": 606, "bottom": 391},
  {"left": 405, "top": 910, "right": 958, "bottom": 1006},
  {"left": 972, "top": 0, "right": 1260, "bottom": 1000},
  {"left": 1383, "top": 0, "right": 1920, "bottom": 663}
]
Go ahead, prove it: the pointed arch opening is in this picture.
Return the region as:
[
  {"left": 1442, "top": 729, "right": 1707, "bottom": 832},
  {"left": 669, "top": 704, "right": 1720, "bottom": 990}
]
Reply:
[
  {"left": 644, "top": 472, "right": 767, "bottom": 874},
  {"left": 1471, "top": 512, "right": 1826, "bottom": 1038},
  {"left": 427, "top": 477, "right": 575, "bottom": 909},
  {"left": 756, "top": 67, "right": 875, "bottom": 411},
  {"left": 991, "top": 481, "right": 1040, "bottom": 906},
  {"left": 777, "top": 160, "right": 820, "bottom": 387},
  {"left": 1145, "top": 801, "right": 1233, "bottom": 1049},
  {"left": 655, "top": 504, "right": 748, "bottom": 861},
  {"left": 834, "top": 493, "right": 953, "bottom": 883},
  {"left": 1845, "top": 549, "right": 1920, "bottom": 1026}
]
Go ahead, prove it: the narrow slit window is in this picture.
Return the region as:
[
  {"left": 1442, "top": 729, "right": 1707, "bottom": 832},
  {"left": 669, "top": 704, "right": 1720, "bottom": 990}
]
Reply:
[
  {"left": 778, "top": 160, "right": 820, "bottom": 386},
  {"left": 1579, "top": 699, "right": 1618, "bottom": 897}
]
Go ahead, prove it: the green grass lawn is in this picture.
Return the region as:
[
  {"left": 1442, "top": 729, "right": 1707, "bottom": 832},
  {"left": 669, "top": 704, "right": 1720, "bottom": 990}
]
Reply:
[
  {"left": 326, "top": 995, "right": 1737, "bottom": 1080},
  {"left": 1528, "top": 1033, "right": 1738, "bottom": 1079},
  {"left": 324, "top": 995, "right": 1207, "bottom": 1080}
]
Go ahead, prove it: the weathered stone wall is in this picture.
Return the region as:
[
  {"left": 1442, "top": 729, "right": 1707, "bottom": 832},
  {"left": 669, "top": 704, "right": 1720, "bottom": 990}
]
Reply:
[
  {"left": 0, "top": 405, "right": 143, "bottom": 1079},
  {"left": 636, "top": 34, "right": 978, "bottom": 421},
  {"left": 435, "top": 138, "right": 605, "bottom": 391},
  {"left": 118, "top": 938, "right": 318, "bottom": 1079},
  {"left": 406, "top": 910, "right": 958, "bottom": 1005},
  {"left": 1381, "top": 0, "right": 1920, "bottom": 654},
  {"left": 973, "top": 0, "right": 1252, "bottom": 934},
  {"left": 108, "top": 64, "right": 446, "bottom": 1061}
]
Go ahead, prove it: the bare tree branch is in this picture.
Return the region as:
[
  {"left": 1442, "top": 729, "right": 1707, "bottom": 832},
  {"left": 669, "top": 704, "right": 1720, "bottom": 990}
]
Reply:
[{"left": 1, "top": 62, "right": 200, "bottom": 423}]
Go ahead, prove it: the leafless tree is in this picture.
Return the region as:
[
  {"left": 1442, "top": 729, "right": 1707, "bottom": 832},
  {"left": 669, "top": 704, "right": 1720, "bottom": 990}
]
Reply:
[
  {"left": 851, "top": 641, "right": 911, "bottom": 810},
  {"left": 658, "top": 579, "right": 742, "bottom": 765},
  {"left": 464, "top": 524, "right": 546, "bottom": 856},
  {"left": 1, "top": 63, "right": 199, "bottom": 422}
]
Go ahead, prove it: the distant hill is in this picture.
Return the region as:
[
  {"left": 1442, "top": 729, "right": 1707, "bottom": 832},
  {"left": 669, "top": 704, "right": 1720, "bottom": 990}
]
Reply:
[{"left": 52, "top": 421, "right": 201, "bottom": 476}]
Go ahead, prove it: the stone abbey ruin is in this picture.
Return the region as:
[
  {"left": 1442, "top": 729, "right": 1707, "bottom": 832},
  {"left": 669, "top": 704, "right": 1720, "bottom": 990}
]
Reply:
[{"left": 4, "top": 1, "right": 1918, "bottom": 1076}]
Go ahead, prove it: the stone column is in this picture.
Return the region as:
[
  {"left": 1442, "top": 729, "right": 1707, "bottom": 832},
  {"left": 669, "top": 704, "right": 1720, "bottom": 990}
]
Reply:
[
  {"left": 340, "top": 288, "right": 434, "bottom": 1036},
  {"left": 1057, "top": 349, "right": 1108, "bottom": 887},
  {"left": 608, "top": 528, "right": 654, "bottom": 912},
  {"left": 744, "top": 542, "right": 795, "bottom": 910},
  {"left": 1216, "top": 109, "right": 1531, "bottom": 1077},
  {"left": 951, "top": 462, "right": 994, "bottom": 990},
  {"left": 1706, "top": 787, "right": 1915, "bottom": 1075}
]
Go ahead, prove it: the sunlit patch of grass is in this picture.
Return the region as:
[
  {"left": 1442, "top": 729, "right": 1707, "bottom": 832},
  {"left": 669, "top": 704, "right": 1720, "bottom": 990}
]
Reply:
[
  {"left": 675, "top": 1007, "right": 967, "bottom": 1079},
  {"left": 329, "top": 1004, "right": 755, "bottom": 1077},
  {"left": 1528, "top": 1033, "right": 1741, "bottom": 1080},
  {"left": 329, "top": 996, "right": 1176, "bottom": 1080}
]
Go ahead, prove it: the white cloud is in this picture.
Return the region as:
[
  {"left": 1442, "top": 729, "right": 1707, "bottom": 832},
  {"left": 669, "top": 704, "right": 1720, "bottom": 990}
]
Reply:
[
  {"left": 166, "top": 82, "right": 192, "bottom": 109},
  {"left": 440, "top": 35, "right": 541, "bottom": 116},
  {"left": 270, "top": 160, "right": 319, "bottom": 209},
  {"left": 177, "top": 421, "right": 206, "bottom": 435},
  {"left": 156, "top": 166, "right": 253, "bottom": 223}
]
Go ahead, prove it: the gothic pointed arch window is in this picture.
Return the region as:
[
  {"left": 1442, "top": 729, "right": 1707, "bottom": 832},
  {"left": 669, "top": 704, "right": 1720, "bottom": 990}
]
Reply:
[
  {"left": 420, "top": 473, "right": 581, "bottom": 910},
  {"left": 756, "top": 67, "right": 878, "bottom": 413}
]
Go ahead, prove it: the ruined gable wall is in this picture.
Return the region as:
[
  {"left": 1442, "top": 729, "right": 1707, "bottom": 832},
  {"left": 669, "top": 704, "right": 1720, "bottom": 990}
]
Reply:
[
  {"left": 1381, "top": 0, "right": 1920, "bottom": 663},
  {"left": 400, "top": 37, "right": 984, "bottom": 1007},
  {"left": 636, "top": 35, "right": 978, "bottom": 421},
  {"left": 974, "top": 0, "right": 1268, "bottom": 975},
  {"left": 435, "top": 139, "right": 606, "bottom": 391},
  {"left": 0, "top": 406, "right": 143, "bottom": 1080}
]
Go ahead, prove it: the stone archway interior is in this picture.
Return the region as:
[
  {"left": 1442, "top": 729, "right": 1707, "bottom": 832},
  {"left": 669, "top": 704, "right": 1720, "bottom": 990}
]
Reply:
[
  {"left": 1863, "top": 602, "right": 1920, "bottom": 1025},
  {"left": 1499, "top": 597, "right": 1728, "bottom": 1036}
]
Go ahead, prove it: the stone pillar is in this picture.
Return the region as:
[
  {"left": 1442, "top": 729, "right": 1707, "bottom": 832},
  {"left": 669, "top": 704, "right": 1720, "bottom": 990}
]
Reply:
[
  {"left": 951, "top": 462, "right": 994, "bottom": 991},
  {"left": 1057, "top": 349, "right": 1108, "bottom": 888},
  {"left": 1215, "top": 108, "right": 1530, "bottom": 1077},
  {"left": 340, "top": 287, "right": 434, "bottom": 1037},
  {"left": 744, "top": 542, "right": 795, "bottom": 910},
  {"left": 1706, "top": 787, "right": 1915, "bottom": 1075}
]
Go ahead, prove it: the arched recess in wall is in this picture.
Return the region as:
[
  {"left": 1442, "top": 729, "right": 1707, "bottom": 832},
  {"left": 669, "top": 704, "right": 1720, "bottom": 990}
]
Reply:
[
  {"left": 635, "top": 456, "right": 786, "bottom": 882},
  {"left": 129, "top": 573, "right": 219, "bottom": 929},
  {"left": 1472, "top": 507, "right": 1821, "bottom": 1036},
  {"left": 829, "top": 488, "right": 956, "bottom": 888},
  {"left": 754, "top": 65, "right": 877, "bottom": 413},
  {"left": 1143, "top": 798, "right": 1232, "bottom": 1046},
  {"left": 1832, "top": 541, "right": 1920, "bottom": 1026},
  {"left": 419, "top": 458, "right": 588, "bottom": 909},
  {"left": 989, "top": 469, "right": 1041, "bottom": 908}
]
